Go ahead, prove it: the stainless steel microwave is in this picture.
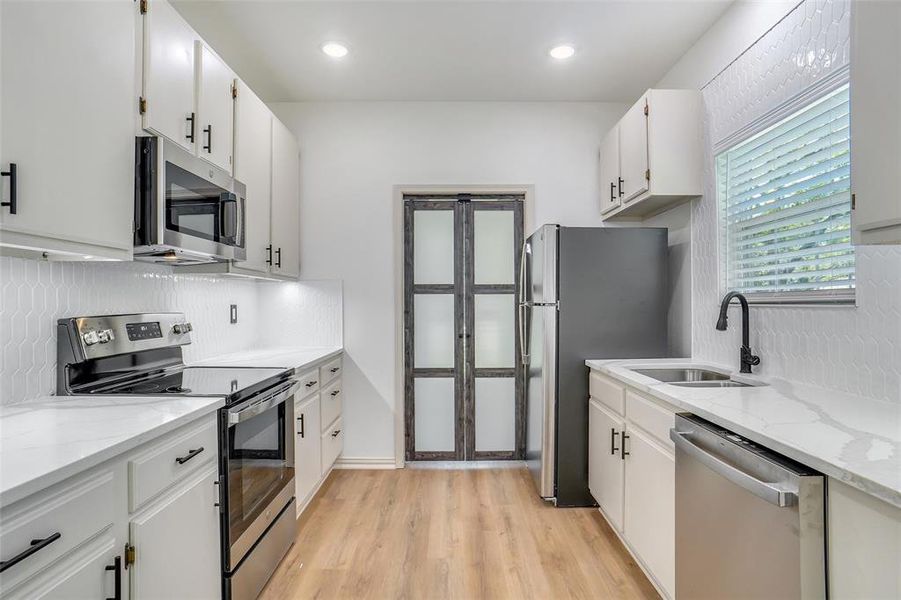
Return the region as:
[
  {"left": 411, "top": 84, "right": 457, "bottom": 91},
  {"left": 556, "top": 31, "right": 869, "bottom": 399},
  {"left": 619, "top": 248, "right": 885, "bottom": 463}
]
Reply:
[{"left": 134, "top": 136, "right": 246, "bottom": 265}]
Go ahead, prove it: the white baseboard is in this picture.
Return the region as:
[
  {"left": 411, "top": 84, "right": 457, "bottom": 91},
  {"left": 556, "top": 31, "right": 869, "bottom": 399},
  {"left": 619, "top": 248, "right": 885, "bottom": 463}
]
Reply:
[{"left": 333, "top": 456, "right": 397, "bottom": 470}]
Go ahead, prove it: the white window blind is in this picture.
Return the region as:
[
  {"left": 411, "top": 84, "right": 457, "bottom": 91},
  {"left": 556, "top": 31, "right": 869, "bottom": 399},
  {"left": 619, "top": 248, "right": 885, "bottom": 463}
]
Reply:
[{"left": 717, "top": 84, "right": 854, "bottom": 300}]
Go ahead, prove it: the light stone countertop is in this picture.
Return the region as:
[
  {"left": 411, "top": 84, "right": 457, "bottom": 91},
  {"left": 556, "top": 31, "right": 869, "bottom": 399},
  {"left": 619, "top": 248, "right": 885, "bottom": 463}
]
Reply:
[
  {"left": 586, "top": 358, "right": 901, "bottom": 508},
  {"left": 0, "top": 395, "right": 224, "bottom": 507},
  {"left": 191, "top": 346, "right": 343, "bottom": 370}
]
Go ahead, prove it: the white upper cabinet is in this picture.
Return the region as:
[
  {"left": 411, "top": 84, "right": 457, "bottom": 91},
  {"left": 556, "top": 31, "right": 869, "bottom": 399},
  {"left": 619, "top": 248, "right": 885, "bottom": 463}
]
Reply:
[
  {"left": 600, "top": 89, "right": 702, "bottom": 221},
  {"left": 271, "top": 117, "right": 301, "bottom": 278},
  {"left": 851, "top": 0, "right": 901, "bottom": 244},
  {"left": 196, "top": 42, "right": 235, "bottom": 173},
  {"left": 619, "top": 96, "right": 650, "bottom": 203},
  {"left": 141, "top": 0, "right": 197, "bottom": 153},
  {"left": 599, "top": 125, "right": 621, "bottom": 215},
  {"left": 234, "top": 80, "right": 273, "bottom": 273},
  {"left": 0, "top": 0, "right": 135, "bottom": 260}
]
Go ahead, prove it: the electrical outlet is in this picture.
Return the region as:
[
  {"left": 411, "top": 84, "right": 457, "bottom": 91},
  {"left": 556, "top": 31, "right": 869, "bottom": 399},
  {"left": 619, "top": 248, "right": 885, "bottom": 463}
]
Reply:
[{"left": 230, "top": 304, "right": 238, "bottom": 324}]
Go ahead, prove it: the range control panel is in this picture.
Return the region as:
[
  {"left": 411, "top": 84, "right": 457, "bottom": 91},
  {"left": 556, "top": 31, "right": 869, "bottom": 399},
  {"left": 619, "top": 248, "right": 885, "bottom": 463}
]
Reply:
[{"left": 60, "top": 313, "right": 193, "bottom": 361}]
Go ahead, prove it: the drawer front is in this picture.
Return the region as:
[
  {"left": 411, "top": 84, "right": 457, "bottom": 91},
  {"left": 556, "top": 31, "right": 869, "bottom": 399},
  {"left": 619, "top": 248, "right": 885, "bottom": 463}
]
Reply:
[
  {"left": 0, "top": 468, "right": 116, "bottom": 587},
  {"left": 129, "top": 416, "right": 218, "bottom": 512},
  {"left": 320, "top": 356, "right": 342, "bottom": 385},
  {"left": 625, "top": 389, "right": 675, "bottom": 451},
  {"left": 590, "top": 371, "right": 625, "bottom": 416},
  {"left": 321, "top": 418, "right": 344, "bottom": 473},
  {"left": 296, "top": 367, "right": 321, "bottom": 397},
  {"left": 320, "top": 378, "right": 343, "bottom": 432}
]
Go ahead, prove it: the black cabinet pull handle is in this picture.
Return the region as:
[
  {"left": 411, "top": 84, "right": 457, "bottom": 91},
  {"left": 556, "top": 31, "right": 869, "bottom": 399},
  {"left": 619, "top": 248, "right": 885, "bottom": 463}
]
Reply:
[
  {"left": 203, "top": 125, "right": 212, "bottom": 153},
  {"left": 265, "top": 244, "right": 273, "bottom": 266},
  {"left": 275, "top": 247, "right": 282, "bottom": 268},
  {"left": 305, "top": 380, "right": 317, "bottom": 388},
  {"left": 105, "top": 555, "right": 122, "bottom": 600},
  {"left": 621, "top": 433, "right": 630, "bottom": 460},
  {"left": 330, "top": 367, "right": 340, "bottom": 373},
  {"left": 618, "top": 177, "right": 624, "bottom": 197},
  {"left": 0, "top": 532, "right": 61, "bottom": 573},
  {"left": 331, "top": 429, "right": 341, "bottom": 438},
  {"left": 610, "top": 182, "right": 616, "bottom": 202},
  {"left": 175, "top": 447, "right": 204, "bottom": 465},
  {"left": 1, "top": 163, "right": 17, "bottom": 215},
  {"left": 186, "top": 113, "right": 195, "bottom": 143},
  {"left": 610, "top": 428, "right": 619, "bottom": 455},
  {"left": 330, "top": 390, "right": 340, "bottom": 397},
  {"left": 297, "top": 413, "right": 305, "bottom": 438}
]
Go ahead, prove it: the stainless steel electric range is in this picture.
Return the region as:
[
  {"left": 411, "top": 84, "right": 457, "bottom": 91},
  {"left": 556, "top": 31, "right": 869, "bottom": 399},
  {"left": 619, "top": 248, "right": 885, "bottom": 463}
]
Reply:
[{"left": 57, "top": 312, "right": 300, "bottom": 600}]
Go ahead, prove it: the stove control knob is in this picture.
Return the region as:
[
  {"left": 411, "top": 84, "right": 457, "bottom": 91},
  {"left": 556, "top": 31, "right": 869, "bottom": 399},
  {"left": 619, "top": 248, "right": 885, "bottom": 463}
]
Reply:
[
  {"left": 173, "top": 322, "right": 193, "bottom": 335},
  {"left": 82, "top": 330, "right": 99, "bottom": 346},
  {"left": 97, "top": 328, "right": 115, "bottom": 344}
]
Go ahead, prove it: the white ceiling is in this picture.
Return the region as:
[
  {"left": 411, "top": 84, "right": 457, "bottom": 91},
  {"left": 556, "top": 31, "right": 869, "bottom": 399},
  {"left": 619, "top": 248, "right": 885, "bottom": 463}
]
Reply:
[{"left": 172, "top": 0, "right": 733, "bottom": 103}]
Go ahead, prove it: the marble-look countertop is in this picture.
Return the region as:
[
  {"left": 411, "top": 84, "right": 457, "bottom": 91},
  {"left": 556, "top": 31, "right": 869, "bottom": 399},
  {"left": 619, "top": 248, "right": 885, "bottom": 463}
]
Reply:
[
  {"left": 586, "top": 358, "right": 901, "bottom": 509},
  {"left": 191, "top": 346, "right": 343, "bottom": 371},
  {"left": 0, "top": 395, "right": 224, "bottom": 507}
]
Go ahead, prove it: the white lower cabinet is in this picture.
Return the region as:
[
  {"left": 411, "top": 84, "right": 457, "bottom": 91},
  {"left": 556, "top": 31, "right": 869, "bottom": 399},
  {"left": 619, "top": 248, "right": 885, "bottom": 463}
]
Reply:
[
  {"left": 588, "top": 370, "right": 675, "bottom": 599},
  {"left": 295, "top": 393, "right": 323, "bottom": 514},
  {"left": 321, "top": 418, "right": 344, "bottom": 473},
  {"left": 129, "top": 462, "right": 220, "bottom": 600},
  {"left": 588, "top": 399, "right": 625, "bottom": 532}
]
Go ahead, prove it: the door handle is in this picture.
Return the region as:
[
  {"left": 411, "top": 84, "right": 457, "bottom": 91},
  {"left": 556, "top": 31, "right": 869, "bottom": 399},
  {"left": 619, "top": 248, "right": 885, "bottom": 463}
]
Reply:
[
  {"left": 669, "top": 429, "right": 798, "bottom": 507},
  {"left": 175, "top": 447, "right": 204, "bottom": 465},
  {"left": 203, "top": 125, "right": 212, "bottom": 153},
  {"left": 297, "top": 413, "right": 304, "bottom": 438},
  {"left": 618, "top": 177, "right": 624, "bottom": 197},
  {"left": 610, "top": 182, "right": 616, "bottom": 202},
  {"left": 186, "top": 113, "right": 195, "bottom": 143},
  {"left": 275, "top": 247, "right": 282, "bottom": 268},
  {"left": 265, "top": 244, "right": 273, "bottom": 266},
  {"left": 1, "top": 163, "right": 17, "bottom": 215},
  {"left": 620, "top": 433, "right": 630, "bottom": 460},
  {"left": 0, "top": 532, "right": 61, "bottom": 573},
  {"left": 518, "top": 241, "right": 530, "bottom": 365},
  {"left": 105, "top": 555, "right": 122, "bottom": 600},
  {"left": 610, "top": 428, "right": 619, "bottom": 455}
]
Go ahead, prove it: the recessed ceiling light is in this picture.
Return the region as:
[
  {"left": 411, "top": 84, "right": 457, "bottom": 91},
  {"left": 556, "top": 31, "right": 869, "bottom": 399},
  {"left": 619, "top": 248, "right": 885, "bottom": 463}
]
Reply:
[
  {"left": 549, "top": 45, "right": 576, "bottom": 60},
  {"left": 321, "top": 42, "right": 349, "bottom": 58}
]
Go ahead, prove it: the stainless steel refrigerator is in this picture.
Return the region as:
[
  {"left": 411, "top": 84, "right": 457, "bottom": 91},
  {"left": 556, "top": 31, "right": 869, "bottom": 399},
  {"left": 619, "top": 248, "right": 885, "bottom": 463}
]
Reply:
[{"left": 520, "top": 225, "right": 669, "bottom": 506}]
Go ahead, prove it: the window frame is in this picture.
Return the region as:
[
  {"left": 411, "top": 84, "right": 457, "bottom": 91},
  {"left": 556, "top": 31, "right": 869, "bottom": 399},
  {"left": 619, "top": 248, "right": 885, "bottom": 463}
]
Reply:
[{"left": 714, "top": 68, "right": 856, "bottom": 306}]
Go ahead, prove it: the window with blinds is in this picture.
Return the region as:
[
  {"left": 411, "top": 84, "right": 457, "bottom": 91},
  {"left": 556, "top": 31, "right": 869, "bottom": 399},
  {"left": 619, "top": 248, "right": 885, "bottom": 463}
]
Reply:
[{"left": 717, "top": 84, "right": 854, "bottom": 301}]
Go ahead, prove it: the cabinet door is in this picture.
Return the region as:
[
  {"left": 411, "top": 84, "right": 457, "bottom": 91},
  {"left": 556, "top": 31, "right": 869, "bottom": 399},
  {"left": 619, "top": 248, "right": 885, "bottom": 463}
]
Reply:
[
  {"left": 142, "top": 0, "right": 196, "bottom": 152},
  {"left": 196, "top": 42, "right": 235, "bottom": 173},
  {"left": 619, "top": 95, "right": 650, "bottom": 202},
  {"left": 234, "top": 80, "right": 273, "bottom": 273},
  {"left": 851, "top": 0, "right": 901, "bottom": 244},
  {"left": 295, "top": 394, "right": 322, "bottom": 511},
  {"left": 588, "top": 399, "right": 625, "bottom": 532},
  {"left": 270, "top": 117, "right": 300, "bottom": 278},
  {"left": 599, "top": 125, "right": 621, "bottom": 215},
  {"left": 130, "top": 464, "right": 220, "bottom": 600},
  {"left": 4, "top": 535, "right": 123, "bottom": 600},
  {"left": 0, "top": 0, "right": 134, "bottom": 258},
  {"left": 624, "top": 427, "right": 674, "bottom": 598}
]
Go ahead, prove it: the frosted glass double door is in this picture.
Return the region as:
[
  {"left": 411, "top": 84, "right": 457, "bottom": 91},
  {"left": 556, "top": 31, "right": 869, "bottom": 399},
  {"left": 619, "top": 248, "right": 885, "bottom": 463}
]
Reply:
[{"left": 404, "top": 195, "right": 524, "bottom": 460}]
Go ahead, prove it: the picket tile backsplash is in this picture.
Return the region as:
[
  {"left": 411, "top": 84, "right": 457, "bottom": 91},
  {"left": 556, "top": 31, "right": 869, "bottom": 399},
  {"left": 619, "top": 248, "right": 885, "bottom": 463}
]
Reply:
[
  {"left": 693, "top": 0, "right": 901, "bottom": 403},
  {"left": 0, "top": 256, "right": 342, "bottom": 405}
]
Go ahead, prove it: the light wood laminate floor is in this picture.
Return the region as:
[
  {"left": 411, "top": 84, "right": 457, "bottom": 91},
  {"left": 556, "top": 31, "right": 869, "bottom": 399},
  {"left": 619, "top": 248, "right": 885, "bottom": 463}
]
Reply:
[{"left": 261, "top": 467, "right": 659, "bottom": 600}]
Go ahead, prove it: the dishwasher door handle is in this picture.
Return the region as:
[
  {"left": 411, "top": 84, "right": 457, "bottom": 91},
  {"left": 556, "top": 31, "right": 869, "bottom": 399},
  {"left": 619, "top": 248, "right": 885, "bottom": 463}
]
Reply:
[{"left": 670, "top": 429, "right": 798, "bottom": 507}]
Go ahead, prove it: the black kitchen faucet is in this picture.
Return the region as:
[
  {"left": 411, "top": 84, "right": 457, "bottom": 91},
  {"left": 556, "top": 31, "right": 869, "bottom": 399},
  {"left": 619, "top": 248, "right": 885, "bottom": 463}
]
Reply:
[{"left": 716, "top": 291, "right": 761, "bottom": 374}]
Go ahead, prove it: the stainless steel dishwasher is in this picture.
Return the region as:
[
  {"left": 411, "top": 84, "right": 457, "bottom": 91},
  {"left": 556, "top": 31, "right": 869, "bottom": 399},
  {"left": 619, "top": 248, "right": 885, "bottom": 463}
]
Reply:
[{"left": 670, "top": 414, "right": 826, "bottom": 599}]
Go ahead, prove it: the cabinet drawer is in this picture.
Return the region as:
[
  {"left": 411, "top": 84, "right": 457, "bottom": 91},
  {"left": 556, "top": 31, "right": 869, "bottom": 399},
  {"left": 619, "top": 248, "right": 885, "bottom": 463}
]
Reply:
[
  {"left": 296, "top": 367, "right": 320, "bottom": 397},
  {"left": 321, "top": 418, "right": 344, "bottom": 473},
  {"left": 625, "top": 389, "right": 675, "bottom": 451},
  {"left": 128, "top": 416, "right": 218, "bottom": 511},
  {"left": 0, "top": 468, "right": 116, "bottom": 586},
  {"left": 590, "top": 371, "right": 625, "bottom": 415},
  {"left": 320, "top": 356, "right": 342, "bottom": 385},
  {"left": 320, "top": 378, "right": 343, "bottom": 432}
]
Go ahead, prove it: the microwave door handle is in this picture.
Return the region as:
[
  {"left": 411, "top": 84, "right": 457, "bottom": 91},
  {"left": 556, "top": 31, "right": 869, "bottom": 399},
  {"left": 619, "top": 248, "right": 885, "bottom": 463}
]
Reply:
[{"left": 219, "top": 193, "right": 238, "bottom": 243}]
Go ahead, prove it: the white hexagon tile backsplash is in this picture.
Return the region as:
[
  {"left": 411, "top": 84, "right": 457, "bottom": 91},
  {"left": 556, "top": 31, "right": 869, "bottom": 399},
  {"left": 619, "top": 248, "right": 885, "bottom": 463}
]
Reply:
[
  {"left": 693, "top": 0, "right": 901, "bottom": 404},
  {"left": 0, "top": 256, "right": 343, "bottom": 405}
]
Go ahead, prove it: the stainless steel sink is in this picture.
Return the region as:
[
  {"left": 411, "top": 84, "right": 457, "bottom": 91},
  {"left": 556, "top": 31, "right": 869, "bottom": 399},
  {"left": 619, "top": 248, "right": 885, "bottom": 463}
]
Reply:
[
  {"left": 669, "top": 380, "right": 752, "bottom": 388},
  {"left": 632, "top": 368, "right": 731, "bottom": 383}
]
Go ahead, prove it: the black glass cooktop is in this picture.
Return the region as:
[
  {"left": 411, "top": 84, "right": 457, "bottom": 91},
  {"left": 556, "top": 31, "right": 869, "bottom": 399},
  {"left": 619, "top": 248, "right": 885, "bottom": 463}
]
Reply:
[{"left": 93, "top": 366, "right": 288, "bottom": 397}]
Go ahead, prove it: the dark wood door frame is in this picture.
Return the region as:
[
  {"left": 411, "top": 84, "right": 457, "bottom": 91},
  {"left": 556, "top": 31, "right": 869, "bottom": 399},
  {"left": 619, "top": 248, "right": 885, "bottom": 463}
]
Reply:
[{"left": 403, "top": 194, "right": 524, "bottom": 461}]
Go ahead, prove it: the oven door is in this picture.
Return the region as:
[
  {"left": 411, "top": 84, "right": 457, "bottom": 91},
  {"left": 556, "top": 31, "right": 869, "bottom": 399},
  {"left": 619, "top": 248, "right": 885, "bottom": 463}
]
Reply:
[{"left": 221, "top": 379, "right": 298, "bottom": 571}]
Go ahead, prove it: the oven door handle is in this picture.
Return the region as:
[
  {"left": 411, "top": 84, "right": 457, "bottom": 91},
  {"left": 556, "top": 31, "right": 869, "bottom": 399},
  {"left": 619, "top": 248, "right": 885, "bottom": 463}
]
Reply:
[{"left": 227, "top": 379, "right": 300, "bottom": 425}]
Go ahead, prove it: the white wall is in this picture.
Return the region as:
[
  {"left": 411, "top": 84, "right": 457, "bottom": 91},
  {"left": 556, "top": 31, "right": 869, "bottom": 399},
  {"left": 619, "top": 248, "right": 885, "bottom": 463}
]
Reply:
[
  {"left": 663, "top": 0, "right": 901, "bottom": 403},
  {"left": 270, "top": 101, "right": 626, "bottom": 460}
]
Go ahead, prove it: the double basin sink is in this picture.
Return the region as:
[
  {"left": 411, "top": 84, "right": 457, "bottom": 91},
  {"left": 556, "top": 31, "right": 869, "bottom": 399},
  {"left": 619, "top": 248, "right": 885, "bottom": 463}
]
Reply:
[{"left": 632, "top": 368, "right": 764, "bottom": 388}]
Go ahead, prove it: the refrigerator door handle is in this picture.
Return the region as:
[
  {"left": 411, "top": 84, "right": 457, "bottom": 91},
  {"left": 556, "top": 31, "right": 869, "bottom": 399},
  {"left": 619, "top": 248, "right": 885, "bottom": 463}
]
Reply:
[{"left": 518, "top": 240, "right": 530, "bottom": 365}]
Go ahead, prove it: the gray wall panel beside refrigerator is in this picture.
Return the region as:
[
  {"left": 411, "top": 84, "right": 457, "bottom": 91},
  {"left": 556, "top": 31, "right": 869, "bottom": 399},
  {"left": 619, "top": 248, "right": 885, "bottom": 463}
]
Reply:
[{"left": 522, "top": 225, "right": 670, "bottom": 507}]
